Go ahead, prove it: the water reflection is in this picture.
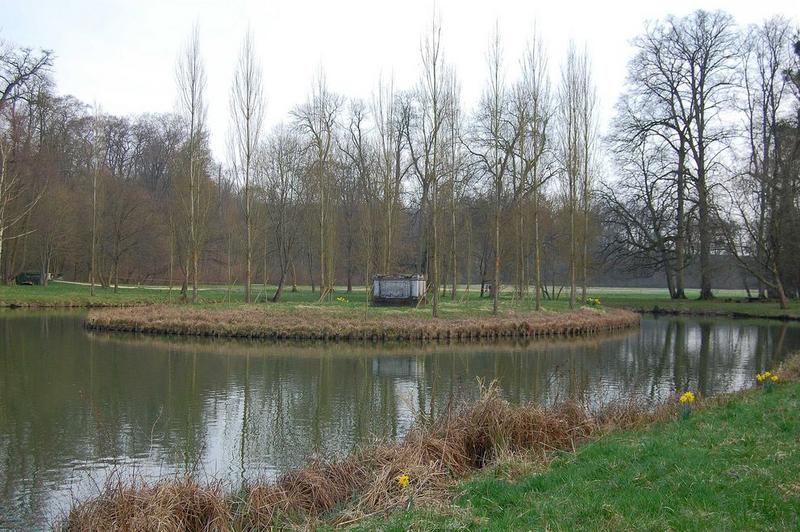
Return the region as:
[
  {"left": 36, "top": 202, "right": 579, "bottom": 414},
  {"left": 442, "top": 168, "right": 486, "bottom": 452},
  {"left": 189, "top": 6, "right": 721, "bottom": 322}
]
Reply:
[{"left": 0, "top": 311, "right": 797, "bottom": 528}]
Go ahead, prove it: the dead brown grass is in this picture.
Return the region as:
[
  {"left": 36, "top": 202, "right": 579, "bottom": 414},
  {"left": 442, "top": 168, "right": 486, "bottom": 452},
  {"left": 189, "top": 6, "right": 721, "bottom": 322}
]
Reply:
[
  {"left": 777, "top": 351, "right": 800, "bottom": 380},
  {"left": 85, "top": 305, "right": 640, "bottom": 342},
  {"left": 61, "top": 354, "right": 800, "bottom": 530},
  {"left": 61, "top": 386, "right": 650, "bottom": 530},
  {"left": 62, "top": 476, "right": 230, "bottom": 531}
]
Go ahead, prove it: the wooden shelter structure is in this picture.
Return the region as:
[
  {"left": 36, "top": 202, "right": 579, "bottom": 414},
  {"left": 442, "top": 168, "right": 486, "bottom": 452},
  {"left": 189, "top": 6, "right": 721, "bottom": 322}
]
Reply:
[{"left": 372, "top": 274, "right": 426, "bottom": 305}]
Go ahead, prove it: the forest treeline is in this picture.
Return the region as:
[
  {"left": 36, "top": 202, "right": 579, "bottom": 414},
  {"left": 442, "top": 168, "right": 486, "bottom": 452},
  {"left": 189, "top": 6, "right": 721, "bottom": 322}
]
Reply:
[{"left": 0, "top": 10, "right": 799, "bottom": 312}]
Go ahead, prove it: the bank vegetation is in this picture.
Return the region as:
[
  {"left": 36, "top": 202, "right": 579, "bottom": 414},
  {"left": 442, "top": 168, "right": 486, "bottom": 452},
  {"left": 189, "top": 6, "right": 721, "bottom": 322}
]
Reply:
[
  {"left": 61, "top": 384, "right": 659, "bottom": 530},
  {"left": 84, "top": 305, "right": 639, "bottom": 341},
  {"left": 61, "top": 353, "right": 800, "bottom": 530}
]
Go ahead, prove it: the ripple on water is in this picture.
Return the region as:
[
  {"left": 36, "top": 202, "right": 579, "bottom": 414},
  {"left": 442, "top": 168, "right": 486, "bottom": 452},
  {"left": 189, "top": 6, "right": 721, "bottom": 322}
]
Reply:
[{"left": 0, "top": 312, "right": 798, "bottom": 528}]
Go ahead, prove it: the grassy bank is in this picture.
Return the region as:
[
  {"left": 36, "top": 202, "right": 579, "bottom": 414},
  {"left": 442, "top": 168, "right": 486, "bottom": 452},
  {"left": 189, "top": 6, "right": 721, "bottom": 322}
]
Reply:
[
  {"left": 84, "top": 305, "right": 639, "bottom": 341},
  {"left": 598, "top": 287, "right": 800, "bottom": 320},
  {"left": 369, "top": 359, "right": 800, "bottom": 531},
  {"left": 61, "top": 386, "right": 643, "bottom": 530},
  {"left": 61, "top": 355, "right": 800, "bottom": 530}
]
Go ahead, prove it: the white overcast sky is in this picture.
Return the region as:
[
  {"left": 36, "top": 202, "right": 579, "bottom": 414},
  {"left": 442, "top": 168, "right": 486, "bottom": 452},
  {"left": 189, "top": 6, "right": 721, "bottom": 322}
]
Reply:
[{"left": 4, "top": 0, "right": 798, "bottom": 160}]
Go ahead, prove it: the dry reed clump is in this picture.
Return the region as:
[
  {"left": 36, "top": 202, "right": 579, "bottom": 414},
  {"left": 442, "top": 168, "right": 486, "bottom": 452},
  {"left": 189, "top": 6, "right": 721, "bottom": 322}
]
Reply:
[
  {"left": 777, "top": 351, "right": 800, "bottom": 380},
  {"left": 237, "top": 388, "right": 605, "bottom": 528},
  {"left": 64, "top": 387, "right": 633, "bottom": 530},
  {"left": 592, "top": 398, "right": 661, "bottom": 431},
  {"left": 238, "top": 457, "right": 369, "bottom": 528},
  {"left": 84, "top": 305, "right": 640, "bottom": 342},
  {"left": 63, "top": 353, "right": 800, "bottom": 530},
  {"left": 62, "top": 476, "right": 230, "bottom": 531}
]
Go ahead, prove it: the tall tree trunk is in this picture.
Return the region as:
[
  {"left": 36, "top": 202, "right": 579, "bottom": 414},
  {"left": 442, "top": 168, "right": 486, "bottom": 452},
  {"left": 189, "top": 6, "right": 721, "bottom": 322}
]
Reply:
[
  {"left": 417, "top": 184, "right": 429, "bottom": 276},
  {"left": 245, "top": 188, "right": 251, "bottom": 303},
  {"left": 272, "top": 270, "right": 285, "bottom": 303},
  {"left": 168, "top": 224, "right": 174, "bottom": 303},
  {"left": 465, "top": 214, "right": 472, "bottom": 298},
  {"left": 698, "top": 172, "right": 713, "bottom": 300},
  {"left": 113, "top": 260, "right": 119, "bottom": 293},
  {"left": 90, "top": 170, "right": 97, "bottom": 296},
  {"left": 307, "top": 249, "right": 315, "bottom": 293},
  {"left": 319, "top": 167, "right": 326, "bottom": 300},
  {"left": 674, "top": 144, "right": 687, "bottom": 299},
  {"left": 431, "top": 183, "right": 439, "bottom": 317},
  {"left": 493, "top": 180, "right": 500, "bottom": 315},
  {"left": 664, "top": 258, "right": 676, "bottom": 299},
  {"left": 581, "top": 172, "right": 589, "bottom": 303},
  {"left": 569, "top": 170, "right": 577, "bottom": 309},
  {"left": 189, "top": 139, "right": 197, "bottom": 303},
  {"left": 450, "top": 189, "right": 457, "bottom": 300},
  {"left": 774, "top": 273, "right": 789, "bottom": 310},
  {"left": 182, "top": 248, "right": 189, "bottom": 302},
  {"left": 533, "top": 183, "right": 542, "bottom": 311},
  {"left": 0, "top": 145, "right": 6, "bottom": 285},
  {"left": 227, "top": 232, "right": 232, "bottom": 302}
]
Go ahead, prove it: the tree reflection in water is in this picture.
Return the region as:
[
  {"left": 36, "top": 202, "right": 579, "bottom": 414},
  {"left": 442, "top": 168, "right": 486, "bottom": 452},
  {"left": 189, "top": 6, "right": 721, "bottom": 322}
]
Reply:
[{"left": 0, "top": 311, "right": 796, "bottom": 528}]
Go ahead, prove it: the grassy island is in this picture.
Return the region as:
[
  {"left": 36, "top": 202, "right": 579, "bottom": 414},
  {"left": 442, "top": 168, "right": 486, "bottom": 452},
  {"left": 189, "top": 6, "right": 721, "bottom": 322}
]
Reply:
[{"left": 84, "top": 304, "right": 639, "bottom": 341}]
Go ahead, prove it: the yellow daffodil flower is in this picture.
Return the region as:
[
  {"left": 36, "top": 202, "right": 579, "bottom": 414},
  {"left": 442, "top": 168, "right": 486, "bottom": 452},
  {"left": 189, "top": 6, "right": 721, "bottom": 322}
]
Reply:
[{"left": 679, "top": 391, "right": 695, "bottom": 404}]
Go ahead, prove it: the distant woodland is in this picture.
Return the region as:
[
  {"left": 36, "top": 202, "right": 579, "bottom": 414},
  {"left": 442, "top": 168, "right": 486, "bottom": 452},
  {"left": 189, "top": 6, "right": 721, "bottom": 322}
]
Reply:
[{"left": 1, "top": 10, "right": 799, "bottom": 310}]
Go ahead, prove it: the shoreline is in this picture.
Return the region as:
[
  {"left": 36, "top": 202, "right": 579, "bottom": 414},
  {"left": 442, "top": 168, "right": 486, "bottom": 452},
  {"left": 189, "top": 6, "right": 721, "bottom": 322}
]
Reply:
[
  {"left": 83, "top": 306, "right": 641, "bottom": 342},
  {"left": 7, "top": 301, "right": 799, "bottom": 324},
  {"left": 59, "top": 385, "right": 661, "bottom": 530},
  {"left": 366, "top": 356, "right": 800, "bottom": 530},
  {"left": 1, "top": 301, "right": 154, "bottom": 309},
  {"left": 61, "top": 353, "right": 800, "bottom": 530},
  {"left": 630, "top": 304, "right": 800, "bottom": 321}
]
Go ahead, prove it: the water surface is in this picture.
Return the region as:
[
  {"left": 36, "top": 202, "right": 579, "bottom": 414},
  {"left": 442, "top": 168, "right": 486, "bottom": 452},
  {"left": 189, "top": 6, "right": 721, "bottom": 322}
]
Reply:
[{"left": 0, "top": 311, "right": 797, "bottom": 528}]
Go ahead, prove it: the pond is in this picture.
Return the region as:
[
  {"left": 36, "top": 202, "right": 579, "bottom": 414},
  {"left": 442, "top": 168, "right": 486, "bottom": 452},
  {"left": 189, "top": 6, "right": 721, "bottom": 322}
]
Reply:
[{"left": 1, "top": 311, "right": 798, "bottom": 528}]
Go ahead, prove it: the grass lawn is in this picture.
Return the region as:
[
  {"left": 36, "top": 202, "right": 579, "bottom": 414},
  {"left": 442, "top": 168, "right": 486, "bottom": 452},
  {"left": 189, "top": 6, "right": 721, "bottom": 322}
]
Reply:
[
  {"left": 0, "top": 282, "right": 175, "bottom": 306},
  {"left": 595, "top": 287, "right": 800, "bottom": 320},
  {"left": 0, "top": 281, "right": 582, "bottom": 316},
  {"left": 2, "top": 281, "right": 799, "bottom": 320},
  {"left": 362, "top": 381, "right": 800, "bottom": 531}
]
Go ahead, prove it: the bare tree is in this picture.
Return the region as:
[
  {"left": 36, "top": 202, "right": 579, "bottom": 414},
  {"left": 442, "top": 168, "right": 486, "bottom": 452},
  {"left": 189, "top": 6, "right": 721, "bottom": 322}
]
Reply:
[
  {"left": 612, "top": 20, "right": 693, "bottom": 298},
  {"left": 517, "top": 27, "right": 554, "bottom": 310},
  {"left": 175, "top": 24, "right": 208, "bottom": 302},
  {"left": 292, "top": 70, "right": 341, "bottom": 301},
  {"left": 229, "top": 28, "right": 265, "bottom": 303},
  {"left": 0, "top": 38, "right": 51, "bottom": 283},
  {"left": 339, "top": 98, "right": 378, "bottom": 302},
  {"left": 601, "top": 127, "right": 684, "bottom": 290},
  {"left": 10, "top": 11, "right": 799, "bottom": 305},
  {"left": 0, "top": 40, "right": 51, "bottom": 109},
  {"left": 578, "top": 46, "right": 598, "bottom": 302},
  {"left": 559, "top": 42, "right": 583, "bottom": 309},
  {"left": 261, "top": 126, "right": 301, "bottom": 302},
  {"left": 102, "top": 180, "right": 150, "bottom": 292},
  {"left": 469, "top": 25, "right": 520, "bottom": 315},
  {"left": 89, "top": 105, "right": 105, "bottom": 296},
  {"left": 720, "top": 17, "right": 794, "bottom": 308},
  {"left": 373, "top": 76, "right": 411, "bottom": 274},
  {"left": 664, "top": 11, "right": 737, "bottom": 299},
  {"left": 408, "top": 15, "right": 449, "bottom": 317},
  {"left": 444, "top": 71, "right": 465, "bottom": 300}
]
